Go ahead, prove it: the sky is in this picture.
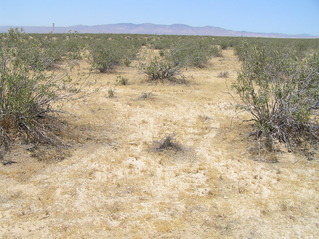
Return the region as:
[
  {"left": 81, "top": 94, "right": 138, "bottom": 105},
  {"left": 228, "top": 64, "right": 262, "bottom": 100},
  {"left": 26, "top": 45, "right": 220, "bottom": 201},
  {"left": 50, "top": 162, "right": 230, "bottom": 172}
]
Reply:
[{"left": 0, "top": 0, "right": 318, "bottom": 36}]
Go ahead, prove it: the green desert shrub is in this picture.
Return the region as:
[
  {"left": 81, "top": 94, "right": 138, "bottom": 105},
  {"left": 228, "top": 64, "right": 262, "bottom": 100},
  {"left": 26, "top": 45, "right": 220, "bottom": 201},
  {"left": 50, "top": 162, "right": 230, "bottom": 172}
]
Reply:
[
  {"left": 217, "top": 38, "right": 239, "bottom": 50},
  {"left": 232, "top": 44, "right": 319, "bottom": 151},
  {"left": 168, "top": 38, "right": 222, "bottom": 68},
  {"left": 0, "top": 29, "right": 78, "bottom": 151},
  {"left": 107, "top": 88, "right": 115, "bottom": 98},
  {"left": 149, "top": 36, "right": 177, "bottom": 50},
  {"left": 5, "top": 30, "right": 84, "bottom": 71},
  {"left": 89, "top": 42, "right": 122, "bottom": 73},
  {"left": 116, "top": 75, "right": 129, "bottom": 85},
  {"left": 63, "top": 34, "right": 84, "bottom": 60},
  {"left": 89, "top": 38, "right": 140, "bottom": 73},
  {"left": 142, "top": 56, "right": 185, "bottom": 83}
]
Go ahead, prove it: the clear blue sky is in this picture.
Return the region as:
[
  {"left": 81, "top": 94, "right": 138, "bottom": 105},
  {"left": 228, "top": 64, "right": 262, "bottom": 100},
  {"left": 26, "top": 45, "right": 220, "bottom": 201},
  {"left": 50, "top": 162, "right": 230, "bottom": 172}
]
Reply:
[{"left": 0, "top": 0, "right": 318, "bottom": 35}]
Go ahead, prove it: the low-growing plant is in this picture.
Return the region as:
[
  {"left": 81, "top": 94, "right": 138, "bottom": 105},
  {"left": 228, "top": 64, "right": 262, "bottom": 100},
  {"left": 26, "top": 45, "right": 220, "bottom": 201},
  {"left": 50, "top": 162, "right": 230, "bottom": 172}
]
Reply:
[
  {"left": 142, "top": 57, "right": 186, "bottom": 83},
  {"left": 155, "top": 135, "right": 182, "bottom": 152},
  {"left": 218, "top": 38, "right": 237, "bottom": 50},
  {"left": 159, "top": 50, "right": 165, "bottom": 57},
  {"left": 124, "top": 58, "right": 131, "bottom": 67},
  {"left": 232, "top": 44, "right": 319, "bottom": 151},
  {"left": 116, "top": 75, "right": 129, "bottom": 85},
  {"left": 220, "top": 41, "right": 229, "bottom": 50},
  {"left": 107, "top": 88, "right": 115, "bottom": 98},
  {"left": 137, "top": 92, "right": 152, "bottom": 100},
  {"left": 218, "top": 71, "right": 229, "bottom": 78}
]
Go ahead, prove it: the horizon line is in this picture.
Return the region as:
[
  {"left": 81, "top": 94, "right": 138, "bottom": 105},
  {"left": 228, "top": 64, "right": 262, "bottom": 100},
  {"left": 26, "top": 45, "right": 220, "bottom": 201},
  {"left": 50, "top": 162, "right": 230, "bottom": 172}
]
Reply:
[{"left": 0, "top": 23, "right": 317, "bottom": 38}]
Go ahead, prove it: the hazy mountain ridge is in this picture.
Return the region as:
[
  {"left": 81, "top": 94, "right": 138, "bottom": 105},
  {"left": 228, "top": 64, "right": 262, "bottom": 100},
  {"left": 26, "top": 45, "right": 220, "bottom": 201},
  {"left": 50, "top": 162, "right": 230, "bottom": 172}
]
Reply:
[{"left": 0, "top": 23, "right": 316, "bottom": 38}]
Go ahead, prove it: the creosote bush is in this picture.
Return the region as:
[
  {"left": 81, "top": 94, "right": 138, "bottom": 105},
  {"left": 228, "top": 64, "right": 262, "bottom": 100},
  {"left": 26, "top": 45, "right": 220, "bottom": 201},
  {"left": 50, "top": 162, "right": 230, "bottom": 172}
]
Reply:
[
  {"left": 142, "top": 57, "right": 186, "bottom": 83},
  {"left": 168, "top": 38, "right": 222, "bottom": 68},
  {"left": 116, "top": 75, "right": 129, "bottom": 85},
  {"left": 89, "top": 38, "right": 140, "bottom": 73},
  {"left": 89, "top": 43, "right": 121, "bottom": 73},
  {"left": 233, "top": 44, "right": 319, "bottom": 151},
  {"left": 12, "top": 31, "right": 84, "bottom": 71},
  {"left": 0, "top": 29, "right": 78, "bottom": 153}
]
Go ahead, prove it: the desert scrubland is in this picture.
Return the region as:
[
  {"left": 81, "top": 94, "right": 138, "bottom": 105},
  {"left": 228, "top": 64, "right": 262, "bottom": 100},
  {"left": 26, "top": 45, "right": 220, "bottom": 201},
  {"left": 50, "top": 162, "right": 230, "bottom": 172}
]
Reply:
[{"left": 0, "top": 31, "right": 319, "bottom": 238}]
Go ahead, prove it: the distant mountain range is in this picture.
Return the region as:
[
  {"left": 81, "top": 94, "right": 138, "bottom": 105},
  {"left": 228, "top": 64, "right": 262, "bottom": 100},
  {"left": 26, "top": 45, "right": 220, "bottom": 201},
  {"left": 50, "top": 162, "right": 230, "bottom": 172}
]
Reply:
[{"left": 0, "top": 23, "right": 316, "bottom": 38}]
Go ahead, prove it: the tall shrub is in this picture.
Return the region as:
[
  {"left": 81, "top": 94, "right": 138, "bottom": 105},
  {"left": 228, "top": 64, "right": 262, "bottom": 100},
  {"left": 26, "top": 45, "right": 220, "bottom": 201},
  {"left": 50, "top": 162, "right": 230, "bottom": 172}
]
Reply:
[
  {"left": 232, "top": 44, "right": 319, "bottom": 150},
  {"left": 0, "top": 29, "right": 77, "bottom": 150}
]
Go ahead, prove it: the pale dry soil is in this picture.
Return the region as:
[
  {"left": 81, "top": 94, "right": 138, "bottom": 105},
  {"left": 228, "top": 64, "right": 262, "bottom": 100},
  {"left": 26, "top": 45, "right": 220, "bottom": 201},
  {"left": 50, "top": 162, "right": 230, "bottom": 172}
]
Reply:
[{"left": 0, "top": 50, "right": 318, "bottom": 239}]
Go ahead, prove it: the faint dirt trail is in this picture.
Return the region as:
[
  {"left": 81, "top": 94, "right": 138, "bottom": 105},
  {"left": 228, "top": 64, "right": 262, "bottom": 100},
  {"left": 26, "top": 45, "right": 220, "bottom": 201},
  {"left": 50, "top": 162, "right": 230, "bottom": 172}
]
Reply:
[{"left": 0, "top": 50, "right": 318, "bottom": 238}]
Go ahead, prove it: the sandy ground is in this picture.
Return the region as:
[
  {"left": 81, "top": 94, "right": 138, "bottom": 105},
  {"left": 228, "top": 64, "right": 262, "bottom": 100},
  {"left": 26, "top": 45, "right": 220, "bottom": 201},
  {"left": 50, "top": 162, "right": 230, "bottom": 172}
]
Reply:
[{"left": 0, "top": 49, "right": 318, "bottom": 239}]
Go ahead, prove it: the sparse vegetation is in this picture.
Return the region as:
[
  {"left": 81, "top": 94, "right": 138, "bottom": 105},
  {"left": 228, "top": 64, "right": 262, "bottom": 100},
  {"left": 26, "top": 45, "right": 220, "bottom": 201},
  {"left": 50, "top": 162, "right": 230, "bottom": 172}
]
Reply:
[
  {"left": 1, "top": 30, "right": 319, "bottom": 239},
  {"left": 0, "top": 30, "right": 318, "bottom": 157}
]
